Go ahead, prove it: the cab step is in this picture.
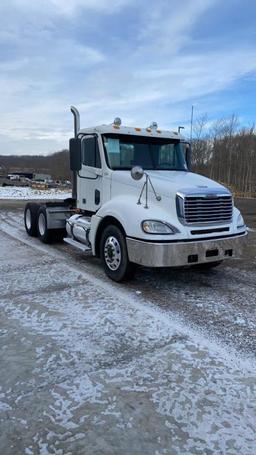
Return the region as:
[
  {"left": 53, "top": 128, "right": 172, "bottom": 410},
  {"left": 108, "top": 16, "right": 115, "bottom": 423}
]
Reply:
[{"left": 63, "top": 237, "right": 92, "bottom": 252}]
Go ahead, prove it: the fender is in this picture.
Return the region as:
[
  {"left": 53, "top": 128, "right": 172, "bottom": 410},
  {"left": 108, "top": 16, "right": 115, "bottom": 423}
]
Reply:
[
  {"left": 90, "top": 198, "right": 244, "bottom": 256},
  {"left": 90, "top": 194, "right": 187, "bottom": 255}
]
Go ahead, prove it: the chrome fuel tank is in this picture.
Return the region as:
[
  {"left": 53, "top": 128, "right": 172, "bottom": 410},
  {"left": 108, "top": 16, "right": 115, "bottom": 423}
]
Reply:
[{"left": 66, "top": 214, "right": 91, "bottom": 246}]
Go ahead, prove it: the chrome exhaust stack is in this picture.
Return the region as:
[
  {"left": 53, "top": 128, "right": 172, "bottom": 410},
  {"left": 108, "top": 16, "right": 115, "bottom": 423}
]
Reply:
[
  {"left": 70, "top": 106, "right": 80, "bottom": 200},
  {"left": 70, "top": 105, "right": 80, "bottom": 138}
]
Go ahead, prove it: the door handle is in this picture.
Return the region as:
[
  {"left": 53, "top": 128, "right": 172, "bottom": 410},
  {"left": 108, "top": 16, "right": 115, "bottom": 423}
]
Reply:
[{"left": 95, "top": 190, "right": 100, "bottom": 205}]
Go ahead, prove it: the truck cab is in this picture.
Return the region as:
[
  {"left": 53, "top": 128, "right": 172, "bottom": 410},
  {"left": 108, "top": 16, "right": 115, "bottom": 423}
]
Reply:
[{"left": 24, "top": 107, "right": 247, "bottom": 281}]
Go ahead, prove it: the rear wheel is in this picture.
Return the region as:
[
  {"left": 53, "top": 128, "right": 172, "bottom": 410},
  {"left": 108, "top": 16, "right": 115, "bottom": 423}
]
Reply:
[
  {"left": 100, "top": 225, "right": 135, "bottom": 282},
  {"left": 37, "top": 207, "right": 52, "bottom": 243},
  {"left": 24, "top": 203, "right": 39, "bottom": 237}
]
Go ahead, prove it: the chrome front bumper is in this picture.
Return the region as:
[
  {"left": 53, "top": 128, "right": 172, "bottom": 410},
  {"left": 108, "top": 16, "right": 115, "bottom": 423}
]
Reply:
[{"left": 126, "top": 233, "right": 247, "bottom": 267}]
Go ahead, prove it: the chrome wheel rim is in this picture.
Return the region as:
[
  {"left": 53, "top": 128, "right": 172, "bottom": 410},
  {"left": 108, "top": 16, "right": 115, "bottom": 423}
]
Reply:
[
  {"left": 25, "top": 209, "right": 32, "bottom": 230},
  {"left": 38, "top": 213, "right": 46, "bottom": 236},
  {"left": 104, "top": 236, "right": 121, "bottom": 271}
]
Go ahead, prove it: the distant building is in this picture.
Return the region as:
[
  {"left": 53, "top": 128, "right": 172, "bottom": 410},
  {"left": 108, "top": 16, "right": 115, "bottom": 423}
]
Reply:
[{"left": 33, "top": 173, "right": 52, "bottom": 183}]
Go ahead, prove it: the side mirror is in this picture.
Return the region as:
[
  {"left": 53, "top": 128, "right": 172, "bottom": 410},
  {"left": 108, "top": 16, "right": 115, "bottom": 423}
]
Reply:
[
  {"left": 69, "top": 138, "right": 82, "bottom": 171},
  {"left": 131, "top": 166, "right": 144, "bottom": 181},
  {"left": 184, "top": 143, "right": 192, "bottom": 170}
]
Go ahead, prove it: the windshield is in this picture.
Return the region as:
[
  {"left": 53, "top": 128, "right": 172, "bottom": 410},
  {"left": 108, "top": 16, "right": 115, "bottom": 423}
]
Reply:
[{"left": 102, "top": 134, "right": 188, "bottom": 171}]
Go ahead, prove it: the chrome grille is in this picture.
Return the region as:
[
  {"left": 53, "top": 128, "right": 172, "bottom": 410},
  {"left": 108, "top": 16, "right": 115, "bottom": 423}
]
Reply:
[{"left": 183, "top": 195, "right": 233, "bottom": 225}]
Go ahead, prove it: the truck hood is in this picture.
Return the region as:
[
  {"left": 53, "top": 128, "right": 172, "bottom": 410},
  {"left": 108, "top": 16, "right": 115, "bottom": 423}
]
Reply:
[
  {"left": 112, "top": 170, "right": 229, "bottom": 198},
  {"left": 146, "top": 171, "right": 227, "bottom": 196}
]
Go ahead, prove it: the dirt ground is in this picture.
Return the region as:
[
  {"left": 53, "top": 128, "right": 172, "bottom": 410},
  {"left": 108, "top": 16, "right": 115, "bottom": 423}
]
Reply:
[{"left": 0, "top": 198, "right": 255, "bottom": 454}]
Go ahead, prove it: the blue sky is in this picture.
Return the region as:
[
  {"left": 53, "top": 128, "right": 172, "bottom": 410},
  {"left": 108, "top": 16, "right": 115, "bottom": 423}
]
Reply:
[{"left": 0, "top": 0, "right": 255, "bottom": 155}]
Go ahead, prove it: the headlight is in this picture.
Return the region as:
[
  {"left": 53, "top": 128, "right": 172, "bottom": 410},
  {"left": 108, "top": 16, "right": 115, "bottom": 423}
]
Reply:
[
  {"left": 141, "top": 220, "right": 180, "bottom": 235},
  {"left": 237, "top": 213, "right": 245, "bottom": 229},
  {"left": 176, "top": 195, "right": 184, "bottom": 219}
]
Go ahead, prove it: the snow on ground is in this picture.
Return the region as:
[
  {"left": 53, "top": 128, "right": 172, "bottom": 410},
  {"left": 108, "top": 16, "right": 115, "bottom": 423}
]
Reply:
[
  {"left": 0, "top": 216, "right": 255, "bottom": 455},
  {"left": 0, "top": 186, "right": 71, "bottom": 200}
]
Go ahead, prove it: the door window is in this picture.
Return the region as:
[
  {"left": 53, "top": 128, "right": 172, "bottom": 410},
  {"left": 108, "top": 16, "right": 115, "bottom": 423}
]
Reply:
[{"left": 82, "top": 137, "right": 101, "bottom": 168}]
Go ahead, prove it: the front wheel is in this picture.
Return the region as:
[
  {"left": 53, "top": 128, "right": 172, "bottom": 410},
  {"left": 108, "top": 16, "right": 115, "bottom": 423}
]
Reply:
[{"left": 100, "top": 225, "right": 135, "bottom": 282}]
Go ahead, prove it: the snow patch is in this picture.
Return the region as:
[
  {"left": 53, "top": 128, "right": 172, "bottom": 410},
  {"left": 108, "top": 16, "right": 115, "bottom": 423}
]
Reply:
[{"left": 0, "top": 186, "right": 71, "bottom": 200}]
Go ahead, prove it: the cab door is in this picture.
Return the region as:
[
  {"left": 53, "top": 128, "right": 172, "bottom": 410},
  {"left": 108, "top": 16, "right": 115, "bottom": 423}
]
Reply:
[{"left": 77, "top": 135, "right": 103, "bottom": 212}]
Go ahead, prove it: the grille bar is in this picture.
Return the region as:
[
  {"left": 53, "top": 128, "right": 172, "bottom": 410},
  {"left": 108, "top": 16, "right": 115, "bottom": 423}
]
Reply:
[
  {"left": 186, "top": 213, "right": 233, "bottom": 217},
  {"left": 185, "top": 208, "right": 232, "bottom": 212},
  {"left": 185, "top": 204, "right": 231, "bottom": 208},
  {"left": 184, "top": 201, "right": 231, "bottom": 206},
  {"left": 185, "top": 213, "right": 232, "bottom": 219},
  {"left": 182, "top": 194, "right": 233, "bottom": 225}
]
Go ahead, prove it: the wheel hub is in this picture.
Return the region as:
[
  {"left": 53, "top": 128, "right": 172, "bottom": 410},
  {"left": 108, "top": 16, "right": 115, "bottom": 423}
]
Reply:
[{"left": 104, "top": 236, "right": 121, "bottom": 271}]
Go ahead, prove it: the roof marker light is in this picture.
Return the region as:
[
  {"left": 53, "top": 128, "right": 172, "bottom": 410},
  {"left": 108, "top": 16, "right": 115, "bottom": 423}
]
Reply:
[
  {"left": 149, "top": 121, "right": 158, "bottom": 130},
  {"left": 135, "top": 127, "right": 141, "bottom": 131},
  {"left": 113, "top": 117, "right": 122, "bottom": 126}
]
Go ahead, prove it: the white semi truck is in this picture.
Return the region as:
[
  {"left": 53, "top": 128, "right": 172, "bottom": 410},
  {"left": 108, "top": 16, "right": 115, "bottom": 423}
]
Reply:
[{"left": 24, "top": 106, "right": 247, "bottom": 281}]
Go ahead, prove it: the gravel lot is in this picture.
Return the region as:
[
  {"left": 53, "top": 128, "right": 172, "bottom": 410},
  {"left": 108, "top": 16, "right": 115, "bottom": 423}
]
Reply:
[{"left": 0, "top": 199, "right": 255, "bottom": 454}]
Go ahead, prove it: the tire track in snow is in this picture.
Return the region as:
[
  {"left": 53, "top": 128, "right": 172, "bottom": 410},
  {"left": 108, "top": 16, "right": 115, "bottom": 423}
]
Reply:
[
  {"left": 1, "top": 209, "right": 256, "bottom": 356},
  {"left": 0, "top": 219, "right": 256, "bottom": 454},
  {"left": 0, "top": 209, "right": 255, "bottom": 363}
]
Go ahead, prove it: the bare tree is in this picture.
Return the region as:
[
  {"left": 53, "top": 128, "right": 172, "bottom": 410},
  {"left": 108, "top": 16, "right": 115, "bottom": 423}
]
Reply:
[{"left": 191, "top": 113, "right": 255, "bottom": 196}]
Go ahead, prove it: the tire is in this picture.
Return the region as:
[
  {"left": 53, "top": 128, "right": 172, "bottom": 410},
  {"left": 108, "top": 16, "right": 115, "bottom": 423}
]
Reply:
[
  {"left": 100, "top": 225, "right": 135, "bottom": 282},
  {"left": 37, "top": 207, "right": 52, "bottom": 244},
  {"left": 24, "top": 203, "right": 39, "bottom": 237},
  {"left": 192, "top": 260, "right": 223, "bottom": 270}
]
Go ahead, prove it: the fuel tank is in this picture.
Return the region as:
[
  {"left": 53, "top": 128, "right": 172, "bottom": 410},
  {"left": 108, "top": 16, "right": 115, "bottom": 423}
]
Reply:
[{"left": 66, "top": 214, "right": 91, "bottom": 246}]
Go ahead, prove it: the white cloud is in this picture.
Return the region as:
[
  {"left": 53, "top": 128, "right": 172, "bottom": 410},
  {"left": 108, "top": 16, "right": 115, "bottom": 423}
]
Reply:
[
  {"left": 138, "top": 0, "right": 218, "bottom": 54},
  {"left": 133, "top": 48, "right": 256, "bottom": 100},
  {"left": 13, "top": 0, "right": 133, "bottom": 16},
  {"left": 0, "top": 0, "right": 255, "bottom": 155}
]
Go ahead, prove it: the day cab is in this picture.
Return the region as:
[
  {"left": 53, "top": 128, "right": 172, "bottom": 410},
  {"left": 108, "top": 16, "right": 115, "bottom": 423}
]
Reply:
[{"left": 24, "top": 107, "right": 247, "bottom": 282}]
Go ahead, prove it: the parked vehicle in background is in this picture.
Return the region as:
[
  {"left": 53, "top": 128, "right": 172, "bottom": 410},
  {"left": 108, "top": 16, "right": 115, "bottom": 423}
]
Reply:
[{"left": 8, "top": 174, "right": 20, "bottom": 181}]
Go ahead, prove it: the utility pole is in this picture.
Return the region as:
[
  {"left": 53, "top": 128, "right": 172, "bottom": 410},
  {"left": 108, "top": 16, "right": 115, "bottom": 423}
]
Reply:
[{"left": 190, "top": 105, "right": 194, "bottom": 144}]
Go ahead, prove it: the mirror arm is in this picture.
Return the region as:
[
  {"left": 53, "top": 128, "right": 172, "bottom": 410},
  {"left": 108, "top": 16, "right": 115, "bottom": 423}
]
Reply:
[
  {"left": 147, "top": 174, "right": 161, "bottom": 202},
  {"left": 137, "top": 179, "right": 147, "bottom": 207},
  {"left": 137, "top": 173, "right": 161, "bottom": 208}
]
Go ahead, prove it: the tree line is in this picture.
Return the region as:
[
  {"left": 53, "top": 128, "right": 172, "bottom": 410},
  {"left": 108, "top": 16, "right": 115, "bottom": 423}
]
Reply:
[
  {"left": 0, "top": 150, "right": 71, "bottom": 181},
  {"left": 191, "top": 114, "right": 256, "bottom": 196}
]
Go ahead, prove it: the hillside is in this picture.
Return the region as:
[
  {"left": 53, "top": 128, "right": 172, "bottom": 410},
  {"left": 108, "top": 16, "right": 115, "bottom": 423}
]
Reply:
[{"left": 0, "top": 150, "right": 70, "bottom": 181}]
